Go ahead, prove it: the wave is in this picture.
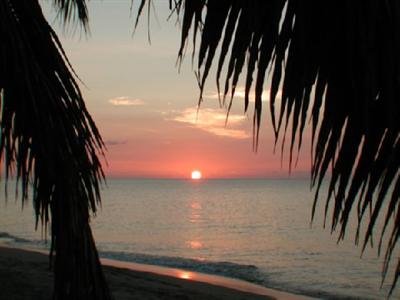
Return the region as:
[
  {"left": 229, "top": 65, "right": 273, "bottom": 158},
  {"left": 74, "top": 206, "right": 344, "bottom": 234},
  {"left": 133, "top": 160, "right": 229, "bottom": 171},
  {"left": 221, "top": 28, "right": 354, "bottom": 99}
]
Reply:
[
  {"left": 0, "top": 232, "right": 368, "bottom": 299},
  {"left": 100, "top": 250, "right": 266, "bottom": 285},
  {"left": 0, "top": 232, "right": 265, "bottom": 284},
  {"left": 0, "top": 231, "right": 50, "bottom": 249},
  {"left": 0, "top": 232, "right": 36, "bottom": 244}
]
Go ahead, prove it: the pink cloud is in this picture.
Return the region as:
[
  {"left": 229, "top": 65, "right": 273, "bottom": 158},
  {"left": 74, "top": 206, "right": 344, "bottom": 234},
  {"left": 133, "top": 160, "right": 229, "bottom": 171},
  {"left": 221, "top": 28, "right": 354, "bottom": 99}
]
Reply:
[
  {"left": 166, "top": 107, "right": 250, "bottom": 139},
  {"left": 109, "top": 96, "right": 145, "bottom": 106}
]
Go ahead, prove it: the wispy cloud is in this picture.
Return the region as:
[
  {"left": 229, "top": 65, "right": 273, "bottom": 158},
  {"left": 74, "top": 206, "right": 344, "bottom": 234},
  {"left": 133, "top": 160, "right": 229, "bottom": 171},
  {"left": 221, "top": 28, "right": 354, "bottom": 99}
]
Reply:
[
  {"left": 104, "top": 140, "right": 127, "bottom": 146},
  {"left": 205, "top": 87, "right": 282, "bottom": 103},
  {"left": 109, "top": 96, "right": 145, "bottom": 106},
  {"left": 167, "top": 107, "right": 250, "bottom": 139}
]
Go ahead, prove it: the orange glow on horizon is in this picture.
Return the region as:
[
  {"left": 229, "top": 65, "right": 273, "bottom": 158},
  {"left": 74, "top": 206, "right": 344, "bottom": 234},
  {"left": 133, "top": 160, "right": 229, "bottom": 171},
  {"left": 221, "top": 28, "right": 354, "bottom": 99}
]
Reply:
[
  {"left": 191, "top": 170, "right": 202, "bottom": 180},
  {"left": 179, "top": 271, "right": 193, "bottom": 280},
  {"left": 99, "top": 115, "right": 313, "bottom": 179}
]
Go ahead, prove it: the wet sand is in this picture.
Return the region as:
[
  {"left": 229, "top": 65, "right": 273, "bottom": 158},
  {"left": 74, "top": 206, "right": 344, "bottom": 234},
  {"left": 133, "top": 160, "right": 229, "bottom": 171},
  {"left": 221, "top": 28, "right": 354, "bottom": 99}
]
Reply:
[{"left": 0, "top": 246, "right": 314, "bottom": 300}]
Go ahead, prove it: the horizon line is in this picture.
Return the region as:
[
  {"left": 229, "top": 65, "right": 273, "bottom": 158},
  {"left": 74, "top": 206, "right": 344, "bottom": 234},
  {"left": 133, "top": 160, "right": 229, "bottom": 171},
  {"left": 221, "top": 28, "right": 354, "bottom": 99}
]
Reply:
[{"left": 103, "top": 175, "right": 311, "bottom": 180}]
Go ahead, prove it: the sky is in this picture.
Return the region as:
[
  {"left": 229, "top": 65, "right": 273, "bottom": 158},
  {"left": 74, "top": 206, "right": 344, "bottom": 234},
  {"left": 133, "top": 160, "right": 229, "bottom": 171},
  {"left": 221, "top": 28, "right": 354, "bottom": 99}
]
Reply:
[{"left": 42, "top": 1, "right": 312, "bottom": 179}]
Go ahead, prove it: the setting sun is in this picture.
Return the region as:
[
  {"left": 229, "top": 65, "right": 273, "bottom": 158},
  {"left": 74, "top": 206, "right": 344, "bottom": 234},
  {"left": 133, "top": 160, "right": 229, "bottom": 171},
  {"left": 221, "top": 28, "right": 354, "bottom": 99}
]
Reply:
[{"left": 191, "top": 170, "right": 202, "bottom": 180}]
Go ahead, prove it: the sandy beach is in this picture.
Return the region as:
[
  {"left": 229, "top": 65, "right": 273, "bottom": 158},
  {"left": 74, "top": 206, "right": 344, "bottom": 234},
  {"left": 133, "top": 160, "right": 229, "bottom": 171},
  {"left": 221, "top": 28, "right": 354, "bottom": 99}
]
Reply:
[{"left": 0, "top": 246, "right": 314, "bottom": 300}]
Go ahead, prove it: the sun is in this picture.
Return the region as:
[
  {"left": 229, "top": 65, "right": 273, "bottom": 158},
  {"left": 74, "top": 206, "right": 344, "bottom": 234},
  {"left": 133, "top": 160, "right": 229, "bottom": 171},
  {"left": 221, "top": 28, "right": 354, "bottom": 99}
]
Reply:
[{"left": 191, "top": 170, "right": 202, "bottom": 180}]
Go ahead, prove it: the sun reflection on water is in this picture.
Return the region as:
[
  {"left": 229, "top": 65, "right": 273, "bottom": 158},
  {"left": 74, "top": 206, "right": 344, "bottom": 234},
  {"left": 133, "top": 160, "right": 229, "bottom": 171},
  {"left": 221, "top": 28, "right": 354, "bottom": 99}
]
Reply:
[
  {"left": 190, "top": 201, "right": 202, "bottom": 223},
  {"left": 186, "top": 240, "right": 203, "bottom": 249}
]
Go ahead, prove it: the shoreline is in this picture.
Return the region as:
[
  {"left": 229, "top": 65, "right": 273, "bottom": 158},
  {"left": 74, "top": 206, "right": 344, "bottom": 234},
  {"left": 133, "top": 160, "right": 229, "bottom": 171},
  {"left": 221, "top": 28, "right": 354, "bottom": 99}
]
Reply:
[{"left": 0, "top": 245, "right": 315, "bottom": 300}]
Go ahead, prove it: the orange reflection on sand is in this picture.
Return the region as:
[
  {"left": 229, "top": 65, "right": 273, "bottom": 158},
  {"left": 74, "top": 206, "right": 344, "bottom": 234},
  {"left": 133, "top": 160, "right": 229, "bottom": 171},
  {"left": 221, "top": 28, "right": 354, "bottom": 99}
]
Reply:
[{"left": 179, "top": 271, "right": 193, "bottom": 280}]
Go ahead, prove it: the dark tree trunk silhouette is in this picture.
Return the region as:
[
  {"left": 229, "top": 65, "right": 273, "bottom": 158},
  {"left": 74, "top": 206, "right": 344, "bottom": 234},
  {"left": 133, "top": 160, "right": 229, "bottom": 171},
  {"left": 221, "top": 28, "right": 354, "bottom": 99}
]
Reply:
[
  {"left": 50, "top": 174, "right": 111, "bottom": 299},
  {"left": 0, "top": 1, "right": 112, "bottom": 299}
]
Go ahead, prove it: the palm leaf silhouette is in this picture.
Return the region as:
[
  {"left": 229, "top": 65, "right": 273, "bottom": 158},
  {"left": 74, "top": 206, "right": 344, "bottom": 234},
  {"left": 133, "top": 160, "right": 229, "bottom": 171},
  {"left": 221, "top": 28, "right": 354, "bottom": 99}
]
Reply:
[
  {"left": 139, "top": 0, "right": 400, "bottom": 295},
  {"left": 0, "top": 1, "right": 112, "bottom": 299},
  {"left": 2, "top": 0, "right": 398, "bottom": 297},
  {"left": 52, "top": 0, "right": 89, "bottom": 29}
]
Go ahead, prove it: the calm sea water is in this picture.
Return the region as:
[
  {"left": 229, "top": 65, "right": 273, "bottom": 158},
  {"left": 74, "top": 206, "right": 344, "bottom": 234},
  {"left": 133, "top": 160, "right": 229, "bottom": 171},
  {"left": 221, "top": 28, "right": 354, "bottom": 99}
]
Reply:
[{"left": 0, "top": 179, "right": 398, "bottom": 299}]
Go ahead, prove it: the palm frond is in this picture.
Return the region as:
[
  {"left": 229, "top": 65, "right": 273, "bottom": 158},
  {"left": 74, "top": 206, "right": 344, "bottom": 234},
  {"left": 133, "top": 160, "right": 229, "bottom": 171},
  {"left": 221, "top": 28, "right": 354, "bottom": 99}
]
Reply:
[
  {"left": 0, "top": 1, "right": 111, "bottom": 298},
  {"left": 51, "top": 0, "right": 89, "bottom": 30},
  {"left": 138, "top": 0, "right": 400, "bottom": 294}
]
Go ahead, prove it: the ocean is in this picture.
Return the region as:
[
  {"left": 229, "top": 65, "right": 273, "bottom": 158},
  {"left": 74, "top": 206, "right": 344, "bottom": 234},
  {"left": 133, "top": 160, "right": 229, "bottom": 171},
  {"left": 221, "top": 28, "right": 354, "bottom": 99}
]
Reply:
[{"left": 0, "top": 178, "right": 398, "bottom": 299}]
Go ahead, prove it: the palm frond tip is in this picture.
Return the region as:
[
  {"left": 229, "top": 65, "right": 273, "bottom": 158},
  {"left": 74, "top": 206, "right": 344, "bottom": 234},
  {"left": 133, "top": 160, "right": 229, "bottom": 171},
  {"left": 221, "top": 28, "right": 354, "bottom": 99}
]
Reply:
[{"left": 52, "top": 0, "right": 90, "bottom": 30}]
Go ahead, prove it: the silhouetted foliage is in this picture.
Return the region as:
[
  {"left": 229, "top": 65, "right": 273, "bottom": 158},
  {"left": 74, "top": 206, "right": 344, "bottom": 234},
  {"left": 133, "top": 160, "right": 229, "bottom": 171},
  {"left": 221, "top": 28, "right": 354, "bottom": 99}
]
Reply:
[
  {"left": 0, "top": 0, "right": 111, "bottom": 299},
  {"left": 139, "top": 0, "right": 400, "bottom": 295},
  {"left": 1, "top": 0, "right": 398, "bottom": 298}
]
